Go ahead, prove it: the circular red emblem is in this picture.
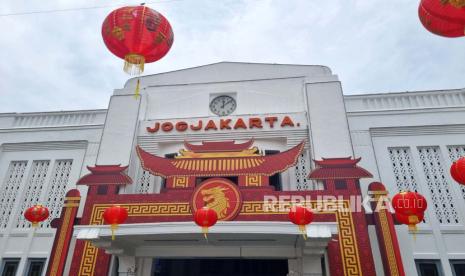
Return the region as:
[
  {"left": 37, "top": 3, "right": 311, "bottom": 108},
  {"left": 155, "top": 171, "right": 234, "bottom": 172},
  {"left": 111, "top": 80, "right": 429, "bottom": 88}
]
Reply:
[{"left": 191, "top": 178, "right": 242, "bottom": 221}]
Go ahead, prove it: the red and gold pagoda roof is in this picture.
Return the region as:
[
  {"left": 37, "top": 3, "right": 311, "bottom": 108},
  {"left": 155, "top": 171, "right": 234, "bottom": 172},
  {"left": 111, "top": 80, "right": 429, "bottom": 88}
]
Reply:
[
  {"left": 77, "top": 165, "right": 132, "bottom": 185},
  {"left": 308, "top": 157, "right": 372, "bottom": 179},
  {"left": 136, "top": 140, "right": 305, "bottom": 177}
]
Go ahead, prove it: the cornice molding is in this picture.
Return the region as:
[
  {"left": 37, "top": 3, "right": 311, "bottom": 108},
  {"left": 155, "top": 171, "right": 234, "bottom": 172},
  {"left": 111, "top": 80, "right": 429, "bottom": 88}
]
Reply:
[
  {"left": 0, "top": 124, "right": 103, "bottom": 133},
  {"left": 370, "top": 124, "right": 465, "bottom": 137},
  {"left": 345, "top": 89, "right": 465, "bottom": 113},
  {"left": 1, "top": 140, "right": 88, "bottom": 152}
]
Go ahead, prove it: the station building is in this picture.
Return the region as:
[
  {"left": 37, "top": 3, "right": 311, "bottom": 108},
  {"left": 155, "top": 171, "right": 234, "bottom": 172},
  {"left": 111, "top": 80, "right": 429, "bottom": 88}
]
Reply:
[{"left": 0, "top": 62, "right": 464, "bottom": 276}]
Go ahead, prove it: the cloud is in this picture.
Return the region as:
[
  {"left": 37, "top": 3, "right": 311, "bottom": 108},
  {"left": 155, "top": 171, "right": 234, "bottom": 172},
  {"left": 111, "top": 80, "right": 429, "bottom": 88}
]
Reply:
[{"left": 0, "top": 0, "right": 464, "bottom": 112}]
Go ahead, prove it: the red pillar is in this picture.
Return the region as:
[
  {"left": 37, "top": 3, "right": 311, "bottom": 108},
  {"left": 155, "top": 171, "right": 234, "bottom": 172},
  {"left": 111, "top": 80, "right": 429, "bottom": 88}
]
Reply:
[
  {"left": 368, "top": 182, "right": 406, "bottom": 276},
  {"left": 46, "top": 189, "right": 81, "bottom": 276}
]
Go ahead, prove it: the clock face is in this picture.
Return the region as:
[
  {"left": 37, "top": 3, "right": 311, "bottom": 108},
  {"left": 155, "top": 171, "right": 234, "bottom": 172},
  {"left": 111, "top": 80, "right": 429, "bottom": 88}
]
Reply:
[{"left": 210, "top": 95, "right": 236, "bottom": 116}]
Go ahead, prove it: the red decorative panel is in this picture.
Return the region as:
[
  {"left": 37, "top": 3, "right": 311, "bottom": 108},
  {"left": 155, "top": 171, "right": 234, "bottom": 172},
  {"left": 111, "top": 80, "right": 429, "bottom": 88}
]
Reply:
[{"left": 191, "top": 178, "right": 242, "bottom": 221}]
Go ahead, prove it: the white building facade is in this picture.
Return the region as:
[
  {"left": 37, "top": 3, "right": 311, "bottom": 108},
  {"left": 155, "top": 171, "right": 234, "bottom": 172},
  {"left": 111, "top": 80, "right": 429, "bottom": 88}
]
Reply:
[{"left": 0, "top": 62, "right": 463, "bottom": 276}]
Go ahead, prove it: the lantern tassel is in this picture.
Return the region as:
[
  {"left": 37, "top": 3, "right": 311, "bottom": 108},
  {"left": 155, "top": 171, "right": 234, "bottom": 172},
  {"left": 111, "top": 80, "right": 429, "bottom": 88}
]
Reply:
[
  {"left": 408, "top": 215, "right": 419, "bottom": 241},
  {"left": 32, "top": 222, "right": 38, "bottom": 228},
  {"left": 134, "top": 79, "right": 140, "bottom": 99},
  {"left": 124, "top": 54, "right": 145, "bottom": 75},
  {"left": 110, "top": 224, "right": 118, "bottom": 241},
  {"left": 408, "top": 224, "right": 418, "bottom": 241},
  {"left": 298, "top": 225, "right": 307, "bottom": 240},
  {"left": 202, "top": 226, "right": 209, "bottom": 241}
]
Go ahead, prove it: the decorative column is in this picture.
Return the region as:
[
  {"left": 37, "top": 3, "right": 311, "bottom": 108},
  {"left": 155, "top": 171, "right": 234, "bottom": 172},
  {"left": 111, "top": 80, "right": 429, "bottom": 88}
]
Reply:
[
  {"left": 302, "top": 239, "right": 329, "bottom": 276},
  {"left": 368, "top": 182, "right": 405, "bottom": 276},
  {"left": 68, "top": 165, "right": 133, "bottom": 276},
  {"left": 309, "top": 157, "right": 377, "bottom": 275},
  {"left": 117, "top": 256, "right": 137, "bottom": 276},
  {"left": 45, "top": 189, "right": 81, "bottom": 276}
]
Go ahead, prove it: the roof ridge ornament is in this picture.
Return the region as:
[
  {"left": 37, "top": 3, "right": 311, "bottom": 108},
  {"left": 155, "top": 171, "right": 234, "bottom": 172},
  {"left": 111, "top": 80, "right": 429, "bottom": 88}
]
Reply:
[{"left": 183, "top": 139, "right": 255, "bottom": 153}]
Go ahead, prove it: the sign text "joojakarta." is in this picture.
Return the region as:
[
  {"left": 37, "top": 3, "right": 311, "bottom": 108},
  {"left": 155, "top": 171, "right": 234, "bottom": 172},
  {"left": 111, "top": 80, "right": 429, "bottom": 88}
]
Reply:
[{"left": 146, "top": 116, "right": 300, "bottom": 133}]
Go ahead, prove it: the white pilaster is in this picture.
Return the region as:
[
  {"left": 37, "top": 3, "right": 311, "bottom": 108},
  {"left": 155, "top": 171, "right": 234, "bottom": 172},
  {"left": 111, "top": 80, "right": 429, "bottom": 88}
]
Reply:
[
  {"left": 117, "top": 256, "right": 137, "bottom": 276},
  {"left": 305, "top": 81, "right": 353, "bottom": 159},
  {"left": 96, "top": 94, "right": 140, "bottom": 165}
]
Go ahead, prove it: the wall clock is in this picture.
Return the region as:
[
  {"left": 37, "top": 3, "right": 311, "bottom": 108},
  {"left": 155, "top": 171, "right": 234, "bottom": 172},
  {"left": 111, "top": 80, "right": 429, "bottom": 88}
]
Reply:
[{"left": 209, "top": 95, "right": 236, "bottom": 116}]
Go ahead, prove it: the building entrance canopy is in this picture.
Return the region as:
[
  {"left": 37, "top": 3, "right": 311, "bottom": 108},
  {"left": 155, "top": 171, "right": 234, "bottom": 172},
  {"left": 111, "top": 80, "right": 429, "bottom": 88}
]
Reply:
[{"left": 75, "top": 221, "right": 337, "bottom": 258}]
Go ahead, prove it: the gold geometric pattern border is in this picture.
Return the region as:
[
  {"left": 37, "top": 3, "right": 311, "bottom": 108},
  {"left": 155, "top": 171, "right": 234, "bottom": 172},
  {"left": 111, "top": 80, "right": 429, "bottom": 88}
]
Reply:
[
  {"left": 79, "top": 200, "right": 362, "bottom": 276},
  {"left": 172, "top": 176, "right": 189, "bottom": 188},
  {"left": 337, "top": 205, "right": 363, "bottom": 276},
  {"left": 245, "top": 175, "right": 261, "bottom": 186},
  {"left": 379, "top": 209, "right": 400, "bottom": 276}
]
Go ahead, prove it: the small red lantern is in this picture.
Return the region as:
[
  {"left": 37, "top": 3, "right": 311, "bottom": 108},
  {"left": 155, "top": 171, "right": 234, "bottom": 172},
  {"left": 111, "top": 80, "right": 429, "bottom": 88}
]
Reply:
[
  {"left": 102, "top": 5, "right": 174, "bottom": 75},
  {"left": 24, "top": 205, "right": 49, "bottom": 227},
  {"left": 194, "top": 207, "right": 218, "bottom": 239},
  {"left": 450, "top": 157, "right": 465, "bottom": 185},
  {"left": 419, "top": 0, "right": 465, "bottom": 37},
  {"left": 392, "top": 191, "right": 427, "bottom": 232},
  {"left": 288, "top": 205, "right": 314, "bottom": 240},
  {"left": 103, "top": 205, "right": 128, "bottom": 240}
]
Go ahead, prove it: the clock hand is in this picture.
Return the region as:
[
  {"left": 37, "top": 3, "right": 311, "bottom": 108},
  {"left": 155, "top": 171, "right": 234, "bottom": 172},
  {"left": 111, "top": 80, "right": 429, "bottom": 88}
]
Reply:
[{"left": 222, "top": 99, "right": 225, "bottom": 108}]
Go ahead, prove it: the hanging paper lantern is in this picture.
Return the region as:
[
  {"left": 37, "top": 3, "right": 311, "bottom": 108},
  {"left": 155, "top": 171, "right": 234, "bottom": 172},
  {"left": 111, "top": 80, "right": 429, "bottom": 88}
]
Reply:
[
  {"left": 450, "top": 157, "right": 465, "bottom": 185},
  {"left": 419, "top": 0, "right": 465, "bottom": 37},
  {"left": 194, "top": 207, "right": 218, "bottom": 239},
  {"left": 102, "top": 5, "right": 174, "bottom": 75},
  {"left": 24, "top": 205, "right": 49, "bottom": 227},
  {"left": 392, "top": 191, "right": 427, "bottom": 232},
  {"left": 288, "top": 205, "right": 314, "bottom": 240},
  {"left": 419, "top": 3, "right": 465, "bottom": 37},
  {"left": 103, "top": 205, "right": 128, "bottom": 240}
]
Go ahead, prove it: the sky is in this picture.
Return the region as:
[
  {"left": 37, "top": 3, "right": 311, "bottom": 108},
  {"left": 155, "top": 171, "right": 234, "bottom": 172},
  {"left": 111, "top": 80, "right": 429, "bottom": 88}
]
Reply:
[{"left": 1, "top": 0, "right": 465, "bottom": 113}]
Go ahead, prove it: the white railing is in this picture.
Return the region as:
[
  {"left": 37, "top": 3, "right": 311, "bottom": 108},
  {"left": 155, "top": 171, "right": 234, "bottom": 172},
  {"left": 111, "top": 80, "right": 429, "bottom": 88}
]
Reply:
[
  {"left": 0, "top": 110, "right": 106, "bottom": 129},
  {"left": 345, "top": 89, "right": 465, "bottom": 112}
]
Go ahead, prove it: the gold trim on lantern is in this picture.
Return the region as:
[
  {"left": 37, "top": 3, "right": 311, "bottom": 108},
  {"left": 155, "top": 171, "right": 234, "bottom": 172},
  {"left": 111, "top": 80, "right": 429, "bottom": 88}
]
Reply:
[
  {"left": 445, "top": 0, "right": 465, "bottom": 8},
  {"left": 124, "top": 54, "right": 145, "bottom": 75}
]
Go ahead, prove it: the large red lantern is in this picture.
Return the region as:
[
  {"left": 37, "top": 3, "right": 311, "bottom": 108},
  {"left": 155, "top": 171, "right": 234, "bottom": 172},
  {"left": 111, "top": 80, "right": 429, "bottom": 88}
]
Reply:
[
  {"left": 450, "top": 157, "right": 465, "bottom": 185},
  {"left": 103, "top": 205, "right": 128, "bottom": 240},
  {"left": 194, "top": 207, "right": 218, "bottom": 239},
  {"left": 288, "top": 205, "right": 314, "bottom": 239},
  {"left": 419, "top": 0, "right": 465, "bottom": 37},
  {"left": 24, "top": 205, "right": 49, "bottom": 227},
  {"left": 102, "top": 5, "right": 174, "bottom": 75},
  {"left": 392, "top": 191, "right": 427, "bottom": 232}
]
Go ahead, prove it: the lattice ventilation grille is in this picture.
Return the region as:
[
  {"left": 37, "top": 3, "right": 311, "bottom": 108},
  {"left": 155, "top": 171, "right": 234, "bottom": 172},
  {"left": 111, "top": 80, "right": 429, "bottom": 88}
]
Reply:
[
  {"left": 447, "top": 145, "right": 465, "bottom": 200},
  {"left": 16, "top": 160, "right": 50, "bottom": 228},
  {"left": 0, "top": 161, "right": 28, "bottom": 228},
  {"left": 418, "top": 147, "right": 460, "bottom": 224},
  {"left": 388, "top": 147, "right": 419, "bottom": 192},
  {"left": 43, "top": 160, "right": 73, "bottom": 228},
  {"left": 135, "top": 169, "right": 155, "bottom": 194},
  {"left": 295, "top": 151, "right": 314, "bottom": 190}
]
